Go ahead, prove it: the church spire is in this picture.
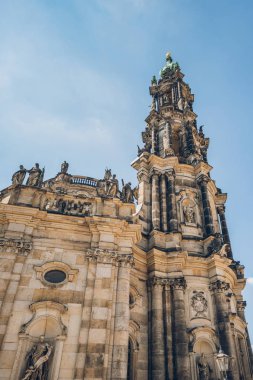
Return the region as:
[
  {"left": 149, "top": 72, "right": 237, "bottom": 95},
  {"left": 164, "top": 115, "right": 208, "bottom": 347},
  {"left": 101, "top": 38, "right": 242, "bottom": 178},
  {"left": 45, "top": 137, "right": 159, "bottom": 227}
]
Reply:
[{"left": 141, "top": 53, "right": 209, "bottom": 166}]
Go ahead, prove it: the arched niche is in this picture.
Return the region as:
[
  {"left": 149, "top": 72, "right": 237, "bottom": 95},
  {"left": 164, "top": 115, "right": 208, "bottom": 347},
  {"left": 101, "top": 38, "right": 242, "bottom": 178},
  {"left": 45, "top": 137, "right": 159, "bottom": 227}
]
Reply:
[
  {"left": 189, "top": 327, "right": 219, "bottom": 380},
  {"left": 10, "top": 301, "right": 67, "bottom": 380},
  {"left": 178, "top": 189, "right": 202, "bottom": 230},
  {"left": 127, "top": 320, "right": 140, "bottom": 380}
]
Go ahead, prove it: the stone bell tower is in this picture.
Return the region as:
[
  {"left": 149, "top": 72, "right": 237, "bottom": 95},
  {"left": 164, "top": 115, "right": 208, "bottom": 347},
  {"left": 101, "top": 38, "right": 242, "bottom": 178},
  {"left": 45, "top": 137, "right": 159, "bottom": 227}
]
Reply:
[{"left": 132, "top": 53, "right": 253, "bottom": 380}]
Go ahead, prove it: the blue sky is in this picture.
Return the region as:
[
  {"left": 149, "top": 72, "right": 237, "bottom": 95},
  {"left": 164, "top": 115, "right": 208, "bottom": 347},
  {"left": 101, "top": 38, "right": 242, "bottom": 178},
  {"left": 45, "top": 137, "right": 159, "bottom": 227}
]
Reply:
[{"left": 0, "top": 0, "right": 253, "bottom": 338}]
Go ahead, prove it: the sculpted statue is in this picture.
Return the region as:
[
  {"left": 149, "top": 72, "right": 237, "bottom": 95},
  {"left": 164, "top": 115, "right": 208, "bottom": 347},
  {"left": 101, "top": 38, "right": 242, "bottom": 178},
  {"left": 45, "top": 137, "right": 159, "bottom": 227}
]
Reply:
[
  {"left": 104, "top": 168, "right": 112, "bottom": 181},
  {"left": 12, "top": 165, "right": 26, "bottom": 185},
  {"left": 103, "top": 168, "right": 112, "bottom": 195},
  {"left": 133, "top": 186, "right": 139, "bottom": 201},
  {"left": 183, "top": 205, "right": 196, "bottom": 223},
  {"left": 191, "top": 291, "right": 208, "bottom": 318},
  {"left": 197, "top": 353, "right": 210, "bottom": 380},
  {"left": 121, "top": 180, "right": 134, "bottom": 203},
  {"left": 21, "top": 336, "right": 53, "bottom": 380},
  {"left": 108, "top": 174, "right": 119, "bottom": 197},
  {"left": 61, "top": 161, "right": 69, "bottom": 174},
  {"left": 26, "top": 163, "right": 42, "bottom": 187}
]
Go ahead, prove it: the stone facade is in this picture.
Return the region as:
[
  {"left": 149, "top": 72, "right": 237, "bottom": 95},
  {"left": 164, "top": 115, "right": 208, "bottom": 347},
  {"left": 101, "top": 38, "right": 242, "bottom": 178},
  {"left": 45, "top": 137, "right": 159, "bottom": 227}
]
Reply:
[{"left": 0, "top": 53, "right": 252, "bottom": 380}]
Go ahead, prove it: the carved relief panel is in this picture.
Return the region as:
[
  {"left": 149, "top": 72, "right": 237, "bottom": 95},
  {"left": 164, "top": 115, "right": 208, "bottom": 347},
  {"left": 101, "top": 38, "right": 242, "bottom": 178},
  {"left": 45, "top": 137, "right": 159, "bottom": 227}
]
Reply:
[{"left": 188, "top": 289, "right": 210, "bottom": 321}]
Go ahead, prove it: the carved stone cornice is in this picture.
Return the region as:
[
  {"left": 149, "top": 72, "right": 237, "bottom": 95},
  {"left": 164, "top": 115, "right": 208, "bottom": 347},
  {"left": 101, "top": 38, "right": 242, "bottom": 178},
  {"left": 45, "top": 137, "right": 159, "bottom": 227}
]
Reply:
[
  {"left": 85, "top": 249, "right": 134, "bottom": 267},
  {"left": 209, "top": 279, "right": 230, "bottom": 293},
  {"left": 0, "top": 237, "right": 32, "bottom": 256}
]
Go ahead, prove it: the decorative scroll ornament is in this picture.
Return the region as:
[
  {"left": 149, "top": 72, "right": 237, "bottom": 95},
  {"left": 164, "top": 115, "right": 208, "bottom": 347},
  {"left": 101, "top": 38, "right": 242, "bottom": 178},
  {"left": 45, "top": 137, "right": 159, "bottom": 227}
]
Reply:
[
  {"left": 0, "top": 238, "right": 32, "bottom": 256},
  {"left": 21, "top": 336, "right": 53, "bottom": 380},
  {"left": 191, "top": 291, "right": 208, "bottom": 318},
  {"left": 85, "top": 249, "right": 134, "bottom": 267}
]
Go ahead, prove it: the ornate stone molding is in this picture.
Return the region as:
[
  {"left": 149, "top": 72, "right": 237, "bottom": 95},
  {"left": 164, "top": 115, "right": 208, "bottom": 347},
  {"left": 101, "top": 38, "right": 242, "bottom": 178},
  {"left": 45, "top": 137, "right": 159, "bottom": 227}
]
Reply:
[
  {"left": 149, "top": 168, "right": 162, "bottom": 179},
  {"left": 217, "top": 205, "right": 226, "bottom": 214},
  {"left": 20, "top": 301, "right": 68, "bottom": 336},
  {"left": 165, "top": 168, "right": 176, "bottom": 180},
  {"left": 170, "top": 277, "right": 187, "bottom": 290},
  {"left": 197, "top": 174, "right": 210, "bottom": 185},
  {"left": 0, "top": 237, "right": 32, "bottom": 256},
  {"left": 34, "top": 261, "right": 78, "bottom": 287},
  {"left": 147, "top": 276, "right": 167, "bottom": 288},
  {"left": 147, "top": 276, "right": 187, "bottom": 290},
  {"left": 209, "top": 279, "right": 230, "bottom": 293},
  {"left": 85, "top": 249, "right": 134, "bottom": 267},
  {"left": 237, "top": 300, "right": 246, "bottom": 312},
  {"left": 191, "top": 291, "right": 208, "bottom": 318}
]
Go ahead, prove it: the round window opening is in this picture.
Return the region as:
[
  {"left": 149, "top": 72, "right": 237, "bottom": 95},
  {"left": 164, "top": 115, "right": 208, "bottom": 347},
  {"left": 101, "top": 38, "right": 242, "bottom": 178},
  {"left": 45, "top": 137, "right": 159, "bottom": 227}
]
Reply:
[{"left": 44, "top": 270, "right": 66, "bottom": 284}]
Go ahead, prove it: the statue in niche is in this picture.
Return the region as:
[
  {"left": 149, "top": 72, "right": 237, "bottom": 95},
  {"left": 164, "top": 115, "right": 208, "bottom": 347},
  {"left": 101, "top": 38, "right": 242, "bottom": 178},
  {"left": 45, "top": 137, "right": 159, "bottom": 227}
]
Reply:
[
  {"left": 121, "top": 180, "right": 134, "bottom": 203},
  {"left": 26, "top": 163, "right": 43, "bottom": 187},
  {"left": 12, "top": 165, "right": 27, "bottom": 185},
  {"left": 183, "top": 205, "right": 196, "bottom": 224},
  {"left": 142, "top": 126, "right": 152, "bottom": 153},
  {"left": 60, "top": 161, "right": 69, "bottom": 174},
  {"left": 21, "top": 335, "right": 53, "bottom": 380},
  {"left": 197, "top": 353, "right": 211, "bottom": 380},
  {"left": 108, "top": 174, "right": 119, "bottom": 197},
  {"left": 191, "top": 291, "right": 208, "bottom": 318}
]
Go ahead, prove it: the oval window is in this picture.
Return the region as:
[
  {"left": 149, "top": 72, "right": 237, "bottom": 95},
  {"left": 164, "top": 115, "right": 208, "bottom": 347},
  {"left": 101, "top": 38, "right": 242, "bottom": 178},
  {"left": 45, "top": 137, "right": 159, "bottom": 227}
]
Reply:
[{"left": 44, "top": 270, "right": 66, "bottom": 284}]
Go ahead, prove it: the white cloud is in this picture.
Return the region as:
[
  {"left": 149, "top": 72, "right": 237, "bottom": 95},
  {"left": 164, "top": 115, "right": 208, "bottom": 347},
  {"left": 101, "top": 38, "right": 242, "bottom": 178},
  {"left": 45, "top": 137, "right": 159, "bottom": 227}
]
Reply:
[{"left": 247, "top": 278, "right": 253, "bottom": 285}]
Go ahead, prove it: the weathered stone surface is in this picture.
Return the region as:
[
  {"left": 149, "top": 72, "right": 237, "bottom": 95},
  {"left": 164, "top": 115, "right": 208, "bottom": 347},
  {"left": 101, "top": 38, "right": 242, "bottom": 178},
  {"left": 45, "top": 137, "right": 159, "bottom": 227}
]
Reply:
[{"left": 0, "top": 53, "right": 252, "bottom": 380}]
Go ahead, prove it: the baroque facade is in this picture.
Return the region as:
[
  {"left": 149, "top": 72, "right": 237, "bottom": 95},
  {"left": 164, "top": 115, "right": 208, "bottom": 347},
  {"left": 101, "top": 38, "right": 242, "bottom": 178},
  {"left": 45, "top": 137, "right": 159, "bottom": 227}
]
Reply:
[{"left": 0, "top": 53, "right": 252, "bottom": 380}]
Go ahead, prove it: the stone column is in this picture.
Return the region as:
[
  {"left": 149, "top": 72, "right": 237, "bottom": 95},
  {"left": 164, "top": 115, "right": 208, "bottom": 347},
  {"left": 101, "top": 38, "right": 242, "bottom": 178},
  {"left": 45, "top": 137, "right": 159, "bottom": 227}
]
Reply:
[
  {"left": 166, "top": 169, "right": 178, "bottom": 232},
  {"left": 217, "top": 206, "right": 232, "bottom": 257},
  {"left": 111, "top": 255, "right": 134, "bottom": 380},
  {"left": 151, "top": 171, "right": 160, "bottom": 230},
  {"left": 209, "top": 280, "right": 240, "bottom": 380},
  {"left": 160, "top": 174, "right": 168, "bottom": 232},
  {"left": 186, "top": 123, "right": 196, "bottom": 154},
  {"left": 179, "top": 127, "right": 189, "bottom": 158},
  {"left": 237, "top": 301, "right": 253, "bottom": 375},
  {"left": 198, "top": 175, "right": 214, "bottom": 236},
  {"left": 171, "top": 277, "right": 190, "bottom": 380},
  {"left": 151, "top": 126, "right": 156, "bottom": 154},
  {"left": 148, "top": 277, "right": 166, "bottom": 379},
  {"left": 164, "top": 281, "right": 173, "bottom": 379}
]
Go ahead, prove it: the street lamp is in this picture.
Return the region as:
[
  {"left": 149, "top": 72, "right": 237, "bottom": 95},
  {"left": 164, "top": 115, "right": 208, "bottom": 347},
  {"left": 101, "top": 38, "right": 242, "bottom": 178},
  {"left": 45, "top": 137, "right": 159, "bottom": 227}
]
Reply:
[{"left": 216, "top": 348, "right": 230, "bottom": 380}]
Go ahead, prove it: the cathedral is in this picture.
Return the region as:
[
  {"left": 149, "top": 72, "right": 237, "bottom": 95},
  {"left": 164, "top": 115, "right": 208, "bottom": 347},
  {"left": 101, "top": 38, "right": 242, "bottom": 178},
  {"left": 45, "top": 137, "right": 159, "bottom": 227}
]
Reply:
[{"left": 0, "top": 53, "right": 252, "bottom": 380}]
